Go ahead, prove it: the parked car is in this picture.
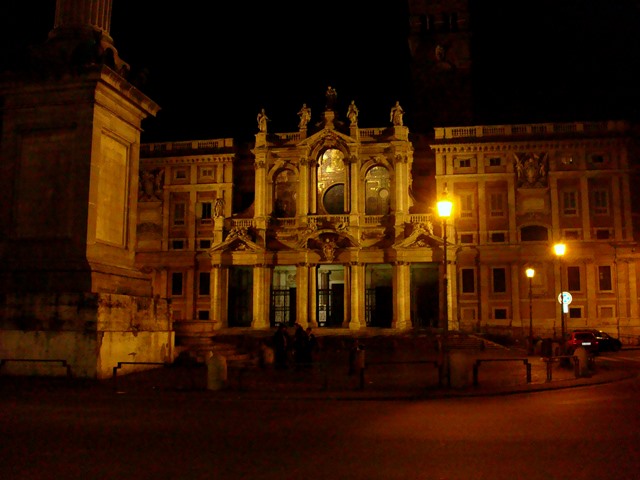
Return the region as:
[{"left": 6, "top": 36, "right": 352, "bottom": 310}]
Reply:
[
  {"left": 573, "top": 329, "right": 622, "bottom": 352},
  {"left": 565, "top": 331, "right": 599, "bottom": 355}
]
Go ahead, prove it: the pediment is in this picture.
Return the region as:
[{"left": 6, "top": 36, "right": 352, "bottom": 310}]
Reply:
[
  {"left": 210, "top": 227, "right": 265, "bottom": 253},
  {"left": 298, "top": 128, "right": 354, "bottom": 149},
  {"left": 301, "top": 230, "right": 359, "bottom": 262},
  {"left": 393, "top": 222, "right": 444, "bottom": 249}
]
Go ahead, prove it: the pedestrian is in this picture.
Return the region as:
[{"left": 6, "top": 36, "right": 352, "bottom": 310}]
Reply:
[
  {"left": 293, "top": 323, "right": 309, "bottom": 367},
  {"left": 306, "top": 327, "right": 318, "bottom": 363},
  {"left": 348, "top": 338, "right": 363, "bottom": 375},
  {"left": 273, "top": 323, "right": 289, "bottom": 369}
]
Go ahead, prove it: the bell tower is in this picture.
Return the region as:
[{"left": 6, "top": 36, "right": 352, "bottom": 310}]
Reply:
[{"left": 407, "top": 0, "right": 474, "bottom": 135}]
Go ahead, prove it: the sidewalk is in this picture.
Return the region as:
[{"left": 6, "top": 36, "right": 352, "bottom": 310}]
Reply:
[
  {"left": 1, "top": 338, "right": 635, "bottom": 400},
  {"left": 105, "top": 338, "right": 636, "bottom": 400}
]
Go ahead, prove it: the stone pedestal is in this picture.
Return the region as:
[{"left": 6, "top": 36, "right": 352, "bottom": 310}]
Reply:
[
  {"left": 0, "top": 5, "right": 169, "bottom": 378},
  {"left": 449, "top": 351, "right": 473, "bottom": 388},
  {"left": 206, "top": 352, "right": 228, "bottom": 391}
]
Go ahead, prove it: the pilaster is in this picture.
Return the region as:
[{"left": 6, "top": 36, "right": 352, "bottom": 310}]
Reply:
[{"left": 392, "top": 262, "right": 411, "bottom": 330}]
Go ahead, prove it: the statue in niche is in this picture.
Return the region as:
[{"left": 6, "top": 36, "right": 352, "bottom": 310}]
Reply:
[
  {"left": 514, "top": 153, "right": 548, "bottom": 188},
  {"left": 214, "top": 198, "right": 224, "bottom": 217}
]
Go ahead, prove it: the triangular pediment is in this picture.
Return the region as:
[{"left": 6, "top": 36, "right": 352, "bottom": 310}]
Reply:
[
  {"left": 298, "top": 127, "right": 355, "bottom": 149},
  {"left": 393, "top": 222, "right": 445, "bottom": 249},
  {"left": 210, "top": 227, "right": 265, "bottom": 253}
]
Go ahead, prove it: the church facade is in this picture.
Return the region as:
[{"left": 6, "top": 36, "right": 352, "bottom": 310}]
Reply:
[{"left": 137, "top": 100, "right": 450, "bottom": 344}]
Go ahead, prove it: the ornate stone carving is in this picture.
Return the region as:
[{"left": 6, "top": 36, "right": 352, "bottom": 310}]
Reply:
[
  {"left": 138, "top": 168, "right": 164, "bottom": 201},
  {"left": 514, "top": 152, "right": 548, "bottom": 188},
  {"left": 321, "top": 238, "right": 337, "bottom": 262}
]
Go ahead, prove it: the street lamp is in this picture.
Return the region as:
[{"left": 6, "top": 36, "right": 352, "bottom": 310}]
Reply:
[
  {"left": 554, "top": 243, "right": 567, "bottom": 354},
  {"left": 437, "top": 193, "right": 453, "bottom": 340},
  {"left": 525, "top": 267, "right": 535, "bottom": 355}
]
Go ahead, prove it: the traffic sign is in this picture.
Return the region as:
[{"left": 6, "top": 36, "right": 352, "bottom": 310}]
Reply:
[{"left": 557, "top": 291, "right": 572, "bottom": 305}]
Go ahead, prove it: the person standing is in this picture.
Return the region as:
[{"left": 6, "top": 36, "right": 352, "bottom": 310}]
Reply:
[
  {"left": 273, "top": 323, "right": 289, "bottom": 369},
  {"left": 293, "top": 323, "right": 309, "bottom": 366},
  {"left": 306, "top": 327, "right": 318, "bottom": 363}
]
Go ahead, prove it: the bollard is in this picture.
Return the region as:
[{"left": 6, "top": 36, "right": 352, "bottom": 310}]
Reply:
[
  {"left": 573, "top": 347, "right": 590, "bottom": 377},
  {"left": 206, "top": 352, "right": 228, "bottom": 391}
]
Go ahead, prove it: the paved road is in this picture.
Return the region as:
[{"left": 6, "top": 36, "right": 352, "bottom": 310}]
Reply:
[{"left": 2, "top": 371, "right": 640, "bottom": 480}]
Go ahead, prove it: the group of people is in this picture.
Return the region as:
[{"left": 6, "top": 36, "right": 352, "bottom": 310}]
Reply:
[{"left": 272, "top": 323, "right": 318, "bottom": 369}]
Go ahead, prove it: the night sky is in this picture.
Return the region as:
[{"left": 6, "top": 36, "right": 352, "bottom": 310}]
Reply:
[{"left": 1, "top": 1, "right": 639, "bottom": 144}]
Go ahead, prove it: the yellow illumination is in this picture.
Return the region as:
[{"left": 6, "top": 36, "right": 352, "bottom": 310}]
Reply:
[
  {"left": 526, "top": 267, "right": 535, "bottom": 278},
  {"left": 553, "top": 243, "right": 566, "bottom": 257},
  {"left": 437, "top": 197, "right": 453, "bottom": 218}
]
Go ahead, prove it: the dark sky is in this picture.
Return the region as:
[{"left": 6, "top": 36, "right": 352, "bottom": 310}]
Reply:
[{"left": 1, "top": 1, "right": 639, "bottom": 143}]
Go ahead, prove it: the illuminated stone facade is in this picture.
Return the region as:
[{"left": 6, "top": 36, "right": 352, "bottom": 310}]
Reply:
[{"left": 137, "top": 104, "right": 452, "bottom": 344}]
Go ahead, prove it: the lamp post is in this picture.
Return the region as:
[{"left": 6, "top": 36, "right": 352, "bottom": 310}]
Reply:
[
  {"left": 554, "top": 243, "right": 567, "bottom": 354},
  {"left": 437, "top": 194, "right": 453, "bottom": 340},
  {"left": 525, "top": 267, "right": 535, "bottom": 355}
]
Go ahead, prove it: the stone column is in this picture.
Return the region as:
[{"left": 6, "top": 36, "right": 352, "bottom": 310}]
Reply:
[
  {"left": 348, "top": 262, "right": 365, "bottom": 330},
  {"left": 54, "top": 0, "right": 113, "bottom": 33},
  {"left": 252, "top": 265, "right": 270, "bottom": 329},
  {"left": 210, "top": 265, "right": 226, "bottom": 329},
  {"left": 392, "top": 262, "right": 411, "bottom": 330},
  {"left": 309, "top": 264, "right": 318, "bottom": 327},
  {"left": 299, "top": 157, "right": 310, "bottom": 216},
  {"left": 296, "top": 263, "right": 310, "bottom": 327}
]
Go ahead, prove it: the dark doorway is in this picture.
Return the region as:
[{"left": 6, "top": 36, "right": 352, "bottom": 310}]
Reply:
[
  {"left": 411, "top": 264, "right": 439, "bottom": 328},
  {"left": 373, "top": 286, "right": 393, "bottom": 327},
  {"left": 228, "top": 266, "right": 253, "bottom": 327},
  {"left": 330, "top": 283, "right": 344, "bottom": 327}
]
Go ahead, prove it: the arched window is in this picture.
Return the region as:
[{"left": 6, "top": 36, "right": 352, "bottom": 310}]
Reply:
[
  {"left": 273, "top": 169, "right": 297, "bottom": 218},
  {"left": 364, "top": 166, "right": 391, "bottom": 215},
  {"left": 520, "top": 225, "right": 549, "bottom": 242},
  {"left": 317, "top": 148, "right": 346, "bottom": 214}
]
